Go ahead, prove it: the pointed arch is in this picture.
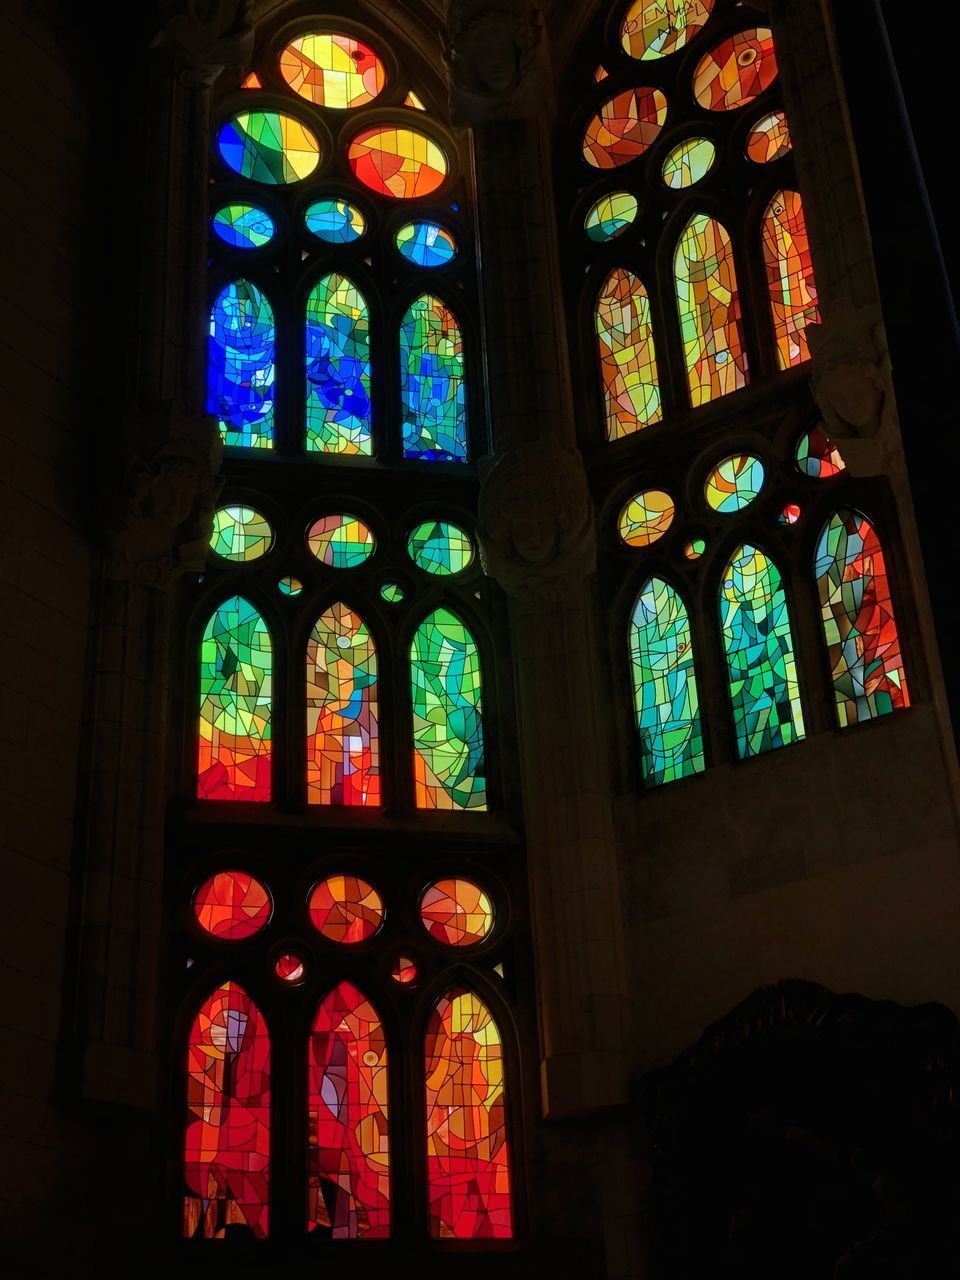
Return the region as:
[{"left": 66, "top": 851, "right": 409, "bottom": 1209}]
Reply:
[
  {"left": 209, "top": 278, "right": 276, "bottom": 449},
  {"left": 595, "top": 267, "right": 662, "bottom": 439},
  {"left": 306, "top": 272, "right": 372, "bottom": 454},
  {"left": 761, "top": 189, "right": 820, "bottom": 369},
  {"left": 307, "top": 982, "right": 390, "bottom": 1238},
  {"left": 425, "top": 986, "right": 512, "bottom": 1239},
  {"left": 720, "top": 544, "right": 805, "bottom": 757},
  {"left": 306, "top": 602, "right": 380, "bottom": 806},
  {"left": 198, "top": 596, "right": 272, "bottom": 801},
  {"left": 184, "top": 982, "right": 270, "bottom": 1239},
  {"left": 815, "top": 509, "right": 910, "bottom": 726},
  {"left": 630, "top": 577, "right": 705, "bottom": 785},
  {"left": 674, "top": 214, "right": 748, "bottom": 405},
  {"left": 400, "top": 293, "right": 468, "bottom": 461},
  {"left": 410, "top": 608, "right": 486, "bottom": 811}
]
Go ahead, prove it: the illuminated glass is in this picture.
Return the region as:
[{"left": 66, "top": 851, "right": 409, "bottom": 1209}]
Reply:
[
  {"left": 583, "top": 87, "right": 668, "bottom": 168},
  {"left": 400, "top": 294, "right": 467, "bottom": 461},
  {"left": 762, "top": 189, "right": 820, "bottom": 369},
  {"left": 305, "top": 199, "right": 366, "bottom": 245},
  {"left": 193, "top": 871, "right": 272, "bottom": 941},
  {"left": 662, "top": 137, "right": 716, "bottom": 188},
  {"left": 280, "top": 33, "right": 386, "bottom": 109},
  {"left": 396, "top": 221, "right": 458, "bottom": 267},
  {"left": 209, "top": 279, "right": 275, "bottom": 449},
  {"left": 618, "top": 491, "right": 675, "bottom": 547},
  {"left": 704, "top": 454, "right": 765, "bottom": 513},
  {"left": 406, "top": 521, "right": 474, "bottom": 576},
  {"left": 307, "top": 514, "right": 376, "bottom": 568},
  {"left": 306, "top": 273, "right": 372, "bottom": 454},
  {"left": 210, "top": 506, "right": 273, "bottom": 562},
  {"left": 212, "top": 203, "right": 275, "bottom": 250},
  {"left": 620, "top": 0, "right": 714, "bottom": 60},
  {"left": 584, "top": 191, "right": 639, "bottom": 243},
  {"left": 307, "top": 603, "right": 380, "bottom": 807},
  {"left": 596, "top": 267, "right": 661, "bottom": 438},
  {"left": 419, "top": 879, "right": 494, "bottom": 946},
  {"left": 675, "top": 215, "right": 748, "bottom": 405},
  {"left": 309, "top": 876, "right": 384, "bottom": 944},
  {"left": 796, "top": 427, "right": 845, "bottom": 478},
  {"left": 746, "top": 110, "right": 792, "bottom": 163},
  {"left": 693, "top": 28, "right": 778, "bottom": 112},
  {"left": 347, "top": 126, "right": 448, "bottom": 199},
  {"left": 218, "top": 111, "right": 321, "bottom": 184}
]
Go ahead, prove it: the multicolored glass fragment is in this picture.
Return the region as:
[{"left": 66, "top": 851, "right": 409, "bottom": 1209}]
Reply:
[
  {"left": 721, "top": 545, "right": 805, "bottom": 756},
  {"left": 411, "top": 609, "right": 486, "bottom": 811},
  {"left": 209, "top": 279, "right": 275, "bottom": 449},
  {"left": 307, "top": 514, "right": 376, "bottom": 568},
  {"left": 275, "top": 954, "right": 305, "bottom": 983},
  {"left": 620, "top": 0, "right": 714, "bottom": 61},
  {"left": 347, "top": 126, "right": 448, "bottom": 199},
  {"left": 193, "top": 871, "right": 272, "bottom": 941},
  {"left": 582, "top": 87, "right": 668, "bottom": 168},
  {"left": 584, "top": 191, "right": 639, "bottom": 243},
  {"left": 675, "top": 215, "right": 748, "bottom": 405},
  {"left": 662, "top": 137, "right": 716, "bottom": 188},
  {"left": 218, "top": 111, "right": 321, "bottom": 184},
  {"left": 815, "top": 510, "right": 910, "bottom": 727},
  {"left": 425, "top": 989, "right": 512, "bottom": 1238},
  {"left": 396, "top": 221, "right": 458, "bottom": 268},
  {"left": 762, "top": 189, "right": 820, "bottom": 369},
  {"left": 630, "top": 578, "right": 705, "bottom": 786},
  {"left": 307, "top": 603, "right": 380, "bottom": 807},
  {"left": 684, "top": 538, "right": 706, "bottom": 560},
  {"left": 184, "top": 983, "right": 270, "bottom": 1239},
  {"left": 308, "top": 983, "right": 390, "bottom": 1238},
  {"left": 198, "top": 597, "right": 272, "bottom": 802},
  {"left": 212, "top": 204, "right": 275, "bottom": 250},
  {"left": 305, "top": 199, "right": 366, "bottom": 245},
  {"left": 309, "top": 876, "right": 384, "bottom": 944},
  {"left": 306, "top": 273, "right": 372, "bottom": 454},
  {"left": 693, "top": 28, "right": 778, "bottom": 112},
  {"left": 406, "top": 521, "right": 474, "bottom": 576},
  {"left": 796, "top": 426, "right": 845, "bottom": 478},
  {"left": 704, "top": 454, "right": 765, "bottom": 513},
  {"left": 380, "top": 582, "right": 405, "bottom": 603},
  {"left": 420, "top": 879, "right": 495, "bottom": 947},
  {"left": 400, "top": 294, "right": 467, "bottom": 461},
  {"left": 746, "top": 110, "right": 792, "bottom": 163},
  {"left": 278, "top": 576, "right": 303, "bottom": 597},
  {"left": 210, "top": 506, "right": 273, "bottom": 562},
  {"left": 391, "top": 955, "right": 418, "bottom": 984},
  {"left": 280, "top": 33, "right": 386, "bottom": 109},
  {"left": 595, "top": 267, "right": 661, "bottom": 438},
  {"left": 618, "top": 490, "right": 675, "bottom": 547}
]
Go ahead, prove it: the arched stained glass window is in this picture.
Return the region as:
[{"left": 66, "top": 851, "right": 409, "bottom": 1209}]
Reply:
[
  {"left": 305, "top": 273, "right": 372, "bottom": 454},
  {"left": 198, "top": 596, "right": 272, "bottom": 802},
  {"left": 307, "top": 983, "right": 390, "bottom": 1238},
  {"left": 595, "top": 267, "right": 661, "bottom": 438},
  {"left": 400, "top": 293, "right": 468, "bottom": 461},
  {"left": 761, "top": 189, "right": 820, "bottom": 369},
  {"left": 675, "top": 215, "right": 749, "bottom": 405},
  {"left": 209, "top": 279, "right": 275, "bottom": 449},
  {"left": 425, "top": 988, "right": 512, "bottom": 1239},
  {"left": 306, "top": 603, "right": 380, "bottom": 807},
  {"left": 184, "top": 982, "right": 270, "bottom": 1239},
  {"left": 721, "top": 545, "right": 805, "bottom": 757},
  {"left": 410, "top": 609, "right": 486, "bottom": 811},
  {"left": 630, "top": 578, "right": 705, "bottom": 785},
  {"left": 815, "top": 510, "right": 910, "bottom": 726}
]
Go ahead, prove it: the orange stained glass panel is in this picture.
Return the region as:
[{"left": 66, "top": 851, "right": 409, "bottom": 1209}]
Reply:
[
  {"left": 582, "top": 87, "right": 668, "bottom": 168},
  {"left": 347, "top": 126, "right": 448, "bottom": 199},
  {"left": 419, "top": 878, "right": 495, "bottom": 947},
  {"left": 596, "top": 267, "right": 661, "bottom": 437},
  {"left": 761, "top": 189, "right": 820, "bottom": 369},
  {"left": 280, "top": 33, "right": 386, "bottom": 109},
  {"left": 675, "top": 215, "right": 748, "bottom": 404},
  {"left": 309, "top": 875, "right": 384, "bottom": 944},
  {"left": 693, "top": 28, "right": 778, "bottom": 111},
  {"left": 193, "top": 871, "right": 272, "bottom": 941}
]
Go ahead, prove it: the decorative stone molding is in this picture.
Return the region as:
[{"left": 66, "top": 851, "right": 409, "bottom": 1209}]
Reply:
[
  {"left": 444, "top": 0, "right": 553, "bottom": 126},
  {"left": 153, "top": 0, "right": 255, "bottom": 86},
  {"left": 478, "top": 440, "right": 597, "bottom": 604}
]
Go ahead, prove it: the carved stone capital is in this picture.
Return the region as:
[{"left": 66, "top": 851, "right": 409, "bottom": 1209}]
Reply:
[
  {"left": 444, "top": 0, "right": 553, "bottom": 126},
  {"left": 103, "top": 404, "right": 223, "bottom": 588},
  {"left": 152, "top": 0, "right": 254, "bottom": 88},
  {"left": 478, "top": 441, "right": 596, "bottom": 605}
]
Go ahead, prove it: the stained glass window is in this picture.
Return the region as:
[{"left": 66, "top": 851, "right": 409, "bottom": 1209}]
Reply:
[
  {"left": 620, "top": 0, "right": 714, "bottom": 60},
  {"left": 194, "top": 871, "right": 272, "bottom": 941},
  {"left": 400, "top": 294, "right": 467, "bottom": 461},
  {"left": 618, "top": 491, "right": 675, "bottom": 547},
  {"left": 662, "top": 137, "right": 716, "bottom": 189},
  {"left": 218, "top": 111, "right": 321, "bottom": 184},
  {"left": 815, "top": 511, "right": 910, "bottom": 726},
  {"left": 347, "top": 126, "right": 448, "bottom": 198},
  {"left": 596, "top": 267, "right": 661, "bottom": 437},
  {"left": 425, "top": 989, "right": 512, "bottom": 1238},
  {"left": 761, "top": 189, "right": 820, "bottom": 369},
  {"left": 308, "top": 984, "right": 390, "bottom": 1237},
  {"left": 198, "top": 597, "right": 272, "bottom": 802},
  {"left": 410, "top": 609, "right": 486, "bottom": 811},
  {"left": 692, "top": 28, "right": 778, "bottom": 112},
  {"left": 720, "top": 545, "right": 805, "bottom": 757},
  {"left": 306, "top": 273, "right": 372, "bottom": 454},
  {"left": 307, "top": 604, "right": 380, "bottom": 806},
  {"left": 675, "top": 215, "right": 748, "bottom": 405},
  {"left": 280, "top": 34, "right": 387, "bottom": 110},
  {"left": 630, "top": 579, "right": 705, "bottom": 786},
  {"left": 585, "top": 191, "right": 638, "bottom": 243},
  {"left": 209, "top": 280, "right": 275, "bottom": 449},
  {"left": 582, "top": 87, "right": 668, "bottom": 168}
]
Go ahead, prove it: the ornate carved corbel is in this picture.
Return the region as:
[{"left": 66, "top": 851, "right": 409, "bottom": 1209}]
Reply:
[
  {"left": 152, "top": 0, "right": 254, "bottom": 86},
  {"left": 478, "top": 440, "right": 597, "bottom": 605},
  {"left": 444, "top": 0, "right": 553, "bottom": 126}
]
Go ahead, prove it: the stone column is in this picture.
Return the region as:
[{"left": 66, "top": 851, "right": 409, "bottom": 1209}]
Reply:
[
  {"left": 446, "top": 0, "right": 629, "bottom": 1116},
  {"left": 72, "top": 0, "right": 249, "bottom": 1105}
]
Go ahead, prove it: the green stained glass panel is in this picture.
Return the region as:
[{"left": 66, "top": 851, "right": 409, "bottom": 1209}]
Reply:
[
  {"left": 210, "top": 507, "right": 273, "bottom": 562},
  {"left": 406, "top": 521, "right": 474, "bottom": 576},
  {"left": 306, "top": 273, "right": 372, "bottom": 455},
  {"left": 307, "top": 514, "right": 376, "bottom": 568}
]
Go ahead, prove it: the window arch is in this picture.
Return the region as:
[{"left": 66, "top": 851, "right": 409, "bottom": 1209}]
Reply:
[
  {"left": 305, "top": 272, "right": 372, "bottom": 454},
  {"left": 761, "top": 188, "right": 820, "bottom": 369},
  {"left": 400, "top": 292, "right": 468, "bottom": 461},
  {"left": 595, "top": 266, "right": 661, "bottom": 438},
  {"left": 209, "top": 279, "right": 276, "bottom": 449},
  {"left": 674, "top": 214, "right": 749, "bottom": 405}
]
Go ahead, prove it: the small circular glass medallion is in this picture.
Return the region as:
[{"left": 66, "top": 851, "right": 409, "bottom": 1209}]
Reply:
[
  {"left": 210, "top": 506, "right": 273, "bottom": 562},
  {"left": 278, "top": 576, "right": 303, "bottom": 597},
  {"left": 778, "top": 503, "right": 801, "bottom": 525},
  {"left": 391, "top": 955, "right": 418, "bottom": 985},
  {"left": 307, "top": 514, "right": 376, "bottom": 568},
  {"left": 704, "top": 454, "right": 765, "bottom": 513},
  {"left": 308, "top": 875, "right": 384, "bottom": 943},
  {"left": 406, "top": 521, "right": 474, "bottom": 576},
  {"left": 419, "top": 878, "right": 495, "bottom": 947},
  {"left": 212, "top": 203, "right": 276, "bottom": 250},
  {"left": 194, "top": 871, "right": 272, "bottom": 941},
  {"left": 684, "top": 537, "right": 706, "bottom": 561},
  {"left": 380, "top": 582, "right": 405, "bottom": 603},
  {"left": 618, "top": 490, "right": 675, "bottom": 548},
  {"left": 304, "top": 198, "right": 366, "bottom": 244},
  {"left": 275, "top": 953, "right": 306, "bottom": 983},
  {"left": 396, "top": 221, "right": 458, "bottom": 268},
  {"left": 584, "top": 191, "right": 638, "bottom": 243}
]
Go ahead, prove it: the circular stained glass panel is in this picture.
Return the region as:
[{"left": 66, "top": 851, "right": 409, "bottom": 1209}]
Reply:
[
  {"left": 305, "top": 198, "right": 366, "bottom": 244},
  {"left": 704, "top": 454, "right": 765, "bottom": 513},
  {"left": 280, "top": 33, "right": 386, "bottom": 109},
  {"left": 693, "top": 29, "right": 778, "bottom": 112},
  {"left": 778, "top": 503, "right": 801, "bottom": 525},
  {"left": 684, "top": 537, "right": 706, "bottom": 561},
  {"left": 347, "top": 126, "right": 448, "bottom": 199},
  {"left": 212, "top": 203, "right": 276, "bottom": 249},
  {"left": 194, "top": 871, "right": 272, "bottom": 941},
  {"left": 419, "top": 878, "right": 495, "bottom": 947},
  {"left": 746, "top": 110, "right": 792, "bottom": 163},
  {"left": 309, "top": 875, "right": 384, "bottom": 943},
  {"left": 406, "top": 521, "right": 474, "bottom": 576},
  {"left": 796, "top": 427, "right": 845, "bottom": 478},
  {"left": 217, "top": 111, "right": 321, "bottom": 184},
  {"left": 380, "top": 582, "right": 405, "bottom": 603},
  {"left": 307, "top": 514, "right": 376, "bottom": 568},
  {"left": 275, "top": 953, "right": 305, "bottom": 983},
  {"left": 278, "top": 576, "right": 302, "bottom": 597},
  {"left": 396, "top": 221, "right": 458, "bottom": 267},
  {"left": 585, "top": 191, "right": 639, "bottom": 243},
  {"left": 618, "top": 491, "right": 675, "bottom": 547},
  {"left": 582, "top": 87, "right": 668, "bottom": 169},
  {"left": 210, "top": 506, "right": 273, "bottom": 562},
  {"left": 391, "top": 955, "right": 418, "bottom": 985},
  {"left": 620, "top": 0, "right": 715, "bottom": 61},
  {"left": 662, "top": 137, "right": 716, "bottom": 188}
]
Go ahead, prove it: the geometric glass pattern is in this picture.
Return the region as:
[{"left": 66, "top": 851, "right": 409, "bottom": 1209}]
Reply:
[
  {"left": 198, "top": 597, "right": 272, "bottom": 802},
  {"left": 630, "top": 578, "right": 705, "bottom": 786},
  {"left": 704, "top": 454, "right": 765, "bottom": 513},
  {"left": 347, "top": 126, "right": 448, "bottom": 199},
  {"left": 307, "top": 983, "right": 390, "bottom": 1237},
  {"left": 618, "top": 490, "right": 675, "bottom": 547},
  {"left": 584, "top": 191, "right": 639, "bottom": 243},
  {"left": 425, "top": 989, "right": 512, "bottom": 1238},
  {"left": 761, "top": 189, "right": 820, "bottom": 369},
  {"left": 693, "top": 28, "right": 778, "bottom": 112},
  {"left": 796, "top": 426, "right": 845, "bottom": 479},
  {"left": 400, "top": 294, "right": 468, "bottom": 461},
  {"left": 720, "top": 544, "right": 805, "bottom": 757},
  {"left": 582, "top": 87, "right": 669, "bottom": 168},
  {"left": 308, "top": 876, "right": 384, "bottom": 944},
  {"left": 815, "top": 510, "right": 910, "bottom": 727},
  {"left": 209, "top": 280, "right": 275, "bottom": 449},
  {"left": 675, "top": 215, "right": 749, "bottom": 406},
  {"left": 184, "top": 983, "right": 270, "bottom": 1239},
  {"left": 193, "top": 871, "right": 272, "bottom": 941},
  {"left": 619, "top": 0, "right": 714, "bottom": 61},
  {"left": 410, "top": 609, "right": 486, "bottom": 811},
  {"left": 396, "top": 221, "right": 458, "bottom": 268},
  {"left": 280, "top": 33, "right": 386, "bottom": 110},
  {"left": 275, "top": 954, "right": 305, "bottom": 983},
  {"left": 662, "top": 137, "right": 716, "bottom": 189},
  {"left": 595, "top": 267, "right": 661, "bottom": 438},
  {"left": 306, "top": 603, "right": 380, "bottom": 806},
  {"left": 305, "top": 198, "right": 367, "bottom": 245},
  {"left": 684, "top": 538, "right": 706, "bottom": 560},
  {"left": 406, "top": 521, "right": 474, "bottom": 576},
  {"left": 305, "top": 273, "right": 372, "bottom": 454},
  {"left": 307, "top": 514, "right": 376, "bottom": 569},
  {"left": 210, "top": 506, "right": 273, "bottom": 562},
  {"left": 217, "top": 111, "right": 321, "bottom": 184},
  {"left": 419, "top": 879, "right": 495, "bottom": 947},
  {"left": 212, "top": 203, "right": 275, "bottom": 250},
  {"left": 746, "top": 110, "right": 792, "bottom": 164}
]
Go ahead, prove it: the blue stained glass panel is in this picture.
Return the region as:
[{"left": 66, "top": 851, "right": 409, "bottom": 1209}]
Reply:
[
  {"left": 208, "top": 279, "right": 275, "bottom": 449},
  {"left": 396, "top": 221, "right": 458, "bottom": 268},
  {"left": 306, "top": 273, "right": 372, "bottom": 455},
  {"left": 304, "top": 198, "right": 366, "bottom": 245}
]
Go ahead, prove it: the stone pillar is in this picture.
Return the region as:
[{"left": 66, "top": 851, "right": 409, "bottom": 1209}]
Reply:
[
  {"left": 71, "top": 0, "right": 249, "bottom": 1105},
  {"left": 447, "top": 0, "right": 629, "bottom": 1116}
]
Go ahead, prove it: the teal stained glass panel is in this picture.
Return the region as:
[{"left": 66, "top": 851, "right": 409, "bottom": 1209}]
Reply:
[{"left": 306, "top": 274, "right": 372, "bottom": 454}]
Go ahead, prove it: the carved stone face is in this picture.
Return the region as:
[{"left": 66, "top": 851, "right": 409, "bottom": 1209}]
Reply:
[{"left": 459, "top": 18, "right": 521, "bottom": 95}]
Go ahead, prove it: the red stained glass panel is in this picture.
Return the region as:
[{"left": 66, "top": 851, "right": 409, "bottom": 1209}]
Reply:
[
  {"left": 419, "top": 878, "right": 495, "bottom": 947},
  {"left": 309, "top": 875, "right": 384, "bottom": 944},
  {"left": 193, "top": 871, "right": 272, "bottom": 941},
  {"left": 762, "top": 189, "right": 820, "bottom": 369},
  {"left": 693, "top": 28, "right": 777, "bottom": 112},
  {"left": 582, "top": 87, "right": 668, "bottom": 168}
]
